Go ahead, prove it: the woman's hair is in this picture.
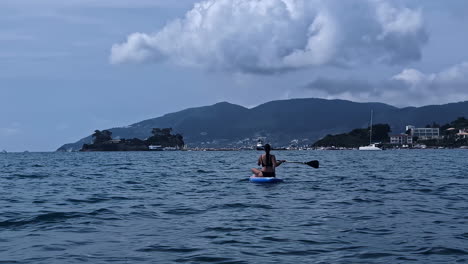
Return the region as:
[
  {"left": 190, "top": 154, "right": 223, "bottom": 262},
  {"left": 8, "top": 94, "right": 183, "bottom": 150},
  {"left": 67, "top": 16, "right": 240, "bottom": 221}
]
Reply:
[
  {"left": 264, "top": 144, "right": 272, "bottom": 166},
  {"left": 264, "top": 144, "right": 271, "bottom": 153}
]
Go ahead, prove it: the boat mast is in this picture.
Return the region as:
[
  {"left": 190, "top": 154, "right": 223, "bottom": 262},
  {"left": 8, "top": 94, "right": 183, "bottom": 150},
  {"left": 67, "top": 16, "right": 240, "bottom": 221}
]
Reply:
[{"left": 369, "top": 110, "right": 373, "bottom": 145}]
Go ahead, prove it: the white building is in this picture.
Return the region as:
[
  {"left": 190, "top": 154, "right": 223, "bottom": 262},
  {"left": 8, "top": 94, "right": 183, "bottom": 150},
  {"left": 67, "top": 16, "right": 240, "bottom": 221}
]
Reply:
[
  {"left": 390, "top": 134, "right": 413, "bottom": 145},
  {"left": 406, "top": 125, "right": 440, "bottom": 140},
  {"left": 457, "top": 128, "right": 468, "bottom": 139}
]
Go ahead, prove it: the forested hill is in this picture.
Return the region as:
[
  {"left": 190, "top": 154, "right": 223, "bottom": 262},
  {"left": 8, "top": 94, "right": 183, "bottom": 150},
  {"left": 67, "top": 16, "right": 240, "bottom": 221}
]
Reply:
[{"left": 57, "top": 98, "right": 468, "bottom": 151}]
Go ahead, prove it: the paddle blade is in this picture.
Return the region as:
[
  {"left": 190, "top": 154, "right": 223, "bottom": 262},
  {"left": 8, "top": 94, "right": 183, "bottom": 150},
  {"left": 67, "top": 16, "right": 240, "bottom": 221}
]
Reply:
[{"left": 306, "top": 160, "right": 319, "bottom": 168}]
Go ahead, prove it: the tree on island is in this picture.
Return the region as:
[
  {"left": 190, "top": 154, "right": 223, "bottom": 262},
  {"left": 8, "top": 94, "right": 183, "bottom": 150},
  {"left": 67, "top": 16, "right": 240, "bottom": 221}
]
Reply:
[
  {"left": 92, "top": 130, "right": 112, "bottom": 144},
  {"left": 370, "top": 124, "right": 391, "bottom": 142},
  {"left": 313, "top": 124, "right": 391, "bottom": 148},
  {"left": 146, "top": 128, "right": 184, "bottom": 148}
]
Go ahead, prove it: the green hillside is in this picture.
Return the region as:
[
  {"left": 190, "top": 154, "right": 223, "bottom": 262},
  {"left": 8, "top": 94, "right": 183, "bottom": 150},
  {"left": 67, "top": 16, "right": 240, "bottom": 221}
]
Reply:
[{"left": 57, "top": 99, "right": 468, "bottom": 151}]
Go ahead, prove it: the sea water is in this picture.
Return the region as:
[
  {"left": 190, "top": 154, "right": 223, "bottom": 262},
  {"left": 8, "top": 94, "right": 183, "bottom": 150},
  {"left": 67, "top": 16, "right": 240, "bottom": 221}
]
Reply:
[{"left": 0, "top": 150, "right": 467, "bottom": 263}]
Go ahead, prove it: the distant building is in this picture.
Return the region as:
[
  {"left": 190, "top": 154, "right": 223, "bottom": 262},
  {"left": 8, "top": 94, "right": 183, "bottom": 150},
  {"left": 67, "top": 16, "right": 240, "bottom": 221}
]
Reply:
[
  {"left": 406, "top": 125, "right": 440, "bottom": 140},
  {"left": 457, "top": 128, "right": 468, "bottom": 139},
  {"left": 390, "top": 134, "right": 413, "bottom": 145}
]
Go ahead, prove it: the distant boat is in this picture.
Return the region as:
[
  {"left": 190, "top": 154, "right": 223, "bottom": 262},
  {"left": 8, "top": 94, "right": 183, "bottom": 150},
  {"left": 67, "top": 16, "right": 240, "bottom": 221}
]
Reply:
[
  {"left": 256, "top": 138, "right": 265, "bottom": 150},
  {"left": 359, "top": 110, "right": 382, "bottom": 151},
  {"left": 359, "top": 143, "right": 382, "bottom": 151},
  {"left": 148, "top": 145, "right": 163, "bottom": 151}
]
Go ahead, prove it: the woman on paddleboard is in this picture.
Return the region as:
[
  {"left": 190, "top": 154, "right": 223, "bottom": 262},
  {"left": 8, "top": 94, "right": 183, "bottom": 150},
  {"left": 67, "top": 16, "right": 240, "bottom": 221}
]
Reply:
[{"left": 251, "top": 144, "right": 285, "bottom": 177}]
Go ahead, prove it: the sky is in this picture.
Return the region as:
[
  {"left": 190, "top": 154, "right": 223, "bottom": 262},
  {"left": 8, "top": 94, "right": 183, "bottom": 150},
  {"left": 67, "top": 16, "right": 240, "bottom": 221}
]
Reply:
[{"left": 1, "top": 0, "right": 468, "bottom": 152}]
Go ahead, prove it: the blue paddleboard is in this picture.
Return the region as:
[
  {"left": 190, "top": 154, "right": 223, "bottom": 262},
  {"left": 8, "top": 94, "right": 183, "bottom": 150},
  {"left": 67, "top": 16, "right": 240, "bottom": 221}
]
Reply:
[{"left": 249, "top": 175, "right": 284, "bottom": 183}]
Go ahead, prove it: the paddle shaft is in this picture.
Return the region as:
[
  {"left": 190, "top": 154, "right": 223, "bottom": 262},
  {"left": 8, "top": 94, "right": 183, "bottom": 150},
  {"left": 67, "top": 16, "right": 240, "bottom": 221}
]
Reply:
[
  {"left": 284, "top": 160, "right": 319, "bottom": 168},
  {"left": 284, "top": 161, "right": 307, "bottom": 164}
]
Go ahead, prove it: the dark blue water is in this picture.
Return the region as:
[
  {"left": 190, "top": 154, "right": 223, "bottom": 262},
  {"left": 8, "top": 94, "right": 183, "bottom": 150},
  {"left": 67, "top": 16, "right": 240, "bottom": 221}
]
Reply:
[{"left": 1, "top": 150, "right": 467, "bottom": 263}]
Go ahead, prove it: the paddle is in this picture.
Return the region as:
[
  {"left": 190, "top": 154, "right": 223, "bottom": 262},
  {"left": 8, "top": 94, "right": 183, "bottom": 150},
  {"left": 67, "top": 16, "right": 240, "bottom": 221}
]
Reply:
[{"left": 283, "top": 160, "right": 319, "bottom": 168}]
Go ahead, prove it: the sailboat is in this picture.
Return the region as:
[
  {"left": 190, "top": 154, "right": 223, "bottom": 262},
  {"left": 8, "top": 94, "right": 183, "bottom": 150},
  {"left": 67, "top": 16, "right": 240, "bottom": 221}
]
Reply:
[{"left": 359, "top": 110, "right": 382, "bottom": 151}]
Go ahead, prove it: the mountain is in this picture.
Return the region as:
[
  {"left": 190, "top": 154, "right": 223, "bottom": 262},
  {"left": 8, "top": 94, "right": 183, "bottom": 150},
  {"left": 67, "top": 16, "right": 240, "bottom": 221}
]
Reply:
[{"left": 57, "top": 99, "right": 468, "bottom": 151}]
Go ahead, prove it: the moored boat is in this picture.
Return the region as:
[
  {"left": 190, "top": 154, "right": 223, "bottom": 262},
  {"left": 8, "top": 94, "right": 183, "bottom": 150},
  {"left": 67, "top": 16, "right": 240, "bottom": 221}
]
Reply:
[
  {"left": 256, "top": 138, "right": 265, "bottom": 150},
  {"left": 359, "top": 110, "right": 382, "bottom": 151},
  {"left": 148, "top": 145, "right": 163, "bottom": 151}
]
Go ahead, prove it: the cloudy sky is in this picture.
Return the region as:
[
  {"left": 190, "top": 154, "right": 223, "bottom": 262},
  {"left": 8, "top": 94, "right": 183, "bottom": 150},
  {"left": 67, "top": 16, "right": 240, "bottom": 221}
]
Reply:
[{"left": 1, "top": 0, "right": 468, "bottom": 151}]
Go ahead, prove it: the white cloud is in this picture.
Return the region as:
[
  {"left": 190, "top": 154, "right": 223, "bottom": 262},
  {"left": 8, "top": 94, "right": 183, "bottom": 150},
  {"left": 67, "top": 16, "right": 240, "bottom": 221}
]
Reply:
[
  {"left": 392, "top": 62, "right": 468, "bottom": 105},
  {"left": 110, "top": 0, "right": 428, "bottom": 74},
  {"left": 304, "top": 62, "right": 468, "bottom": 106},
  {"left": 376, "top": 0, "right": 424, "bottom": 36},
  {"left": 393, "top": 62, "right": 468, "bottom": 95},
  {"left": 392, "top": 68, "right": 431, "bottom": 84}
]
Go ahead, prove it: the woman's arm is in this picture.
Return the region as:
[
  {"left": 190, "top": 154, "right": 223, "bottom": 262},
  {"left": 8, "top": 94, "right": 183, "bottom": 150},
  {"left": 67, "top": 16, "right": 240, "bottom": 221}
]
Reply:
[
  {"left": 272, "top": 155, "right": 284, "bottom": 167},
  {"left": 257, "top": 155, "right": 262, "bottom": 166}
]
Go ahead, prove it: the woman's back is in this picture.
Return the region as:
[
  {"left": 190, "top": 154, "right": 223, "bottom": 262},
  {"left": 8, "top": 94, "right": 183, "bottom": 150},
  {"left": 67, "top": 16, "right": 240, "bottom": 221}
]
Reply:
[{"left": 259, "top": 154, "right": 276, "bottom": 172}]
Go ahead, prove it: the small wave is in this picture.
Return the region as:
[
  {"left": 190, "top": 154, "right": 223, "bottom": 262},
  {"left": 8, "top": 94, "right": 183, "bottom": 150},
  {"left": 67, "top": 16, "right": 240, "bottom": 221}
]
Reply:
[
  {"left": 414, "top": 209, "right": 445, "bottom": 215},
  {"left": 299, "top": 221, "right": 323, "bottom": 227},
  {"left": 66, "top": 198, "right": 108, "bottom": 204},
  {"left": 334, "top": 246, "right": 364, "bottom": 251},
  {"left": 352, "top": 197, "right": 383, "bottom": 203},
  {"left": 102, "top": 163, "right": 134, "bottom": 167},
  {"left": 110, "top": 196, "right": 131, "bottom": 200},
  {"left": 357, "top": 252, "right": 396, "bottom": 259},
  {"left": 212, "top": 239, "right": 246, "bottom": 245},
  {"left": 351, "top": 215, "right": 376, "bottom": 221},
  {"left": 163, "top": 208, "right": 205, "bottom": 215},
  {"left": 86, "top": 173, "right": 105, "bottom": 176},
  {"left": 0, "top": 209, "right": 115, "bottom": 229},
  {"left": 455, "top": 233, "right": 468, "bottom": 239},
  {"left": 210, "top": 203, "right": 273, "bottom": 210},
  {"left": 262, "top": 236, "right": 290, "bottom": 242},
  {"left": 296, "top": 239, "right": 322, "bottom": 245},
  {"left": 328, "top": 201, "right": 353, "bottom": 206},
  {"left": 11, "top": 173, "right": 49, "bottom": 179},
  {"left": 269, "top": 249, "right": 329, "bottom": 256},
  {"left": 416, "top": 247, "right": 468, "bottom": 255},
  {"left": 355, "top": 228, "right": 393, "bottom": 235},
  {"left": 123, "top": 180, "right": 139, "bottom": 184},
  {"left": 417, "top": 188, "right": 433, "bottom": 193},
  {"left": 175, "top": 255, "right": 239, "bottom": 263},
  {"left": 136, "top": 245, "right": 200, "bottom": 253},
  {"left": 197, "top": 169, "right": 215, "bottom": 173},
  {"left": 117, "top": 167, "right": 133, "bottom": 170},
  {"left": 0, "top": 212, "right": 82, "bottom": 228},
  {"left": 204, "top": 227, "right": 255, "bottom": 232}
]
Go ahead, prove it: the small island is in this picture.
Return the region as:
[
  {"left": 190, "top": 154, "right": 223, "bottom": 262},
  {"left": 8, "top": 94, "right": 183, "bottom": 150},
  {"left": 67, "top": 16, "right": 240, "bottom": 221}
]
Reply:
[{"left": 81, "top": 128, "right": 185, "bottom": 151}]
